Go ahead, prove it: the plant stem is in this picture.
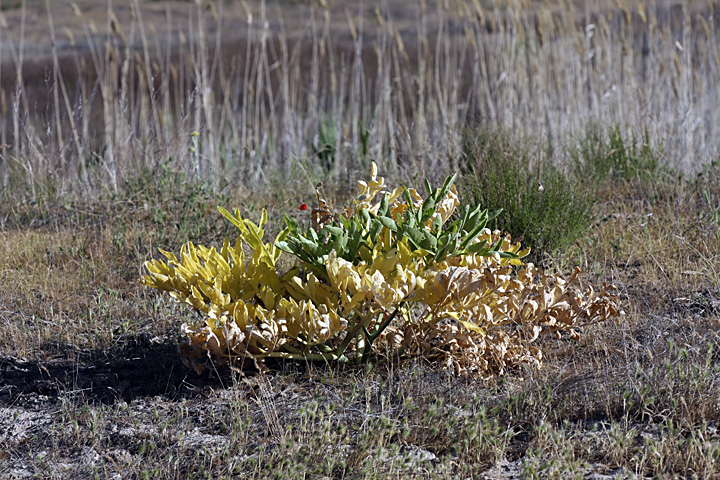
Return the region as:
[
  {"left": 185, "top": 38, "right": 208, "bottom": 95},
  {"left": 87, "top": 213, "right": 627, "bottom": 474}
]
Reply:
[
  {"left": 368, "top": 304, "right": 403, "bottom": 342},
  {"left": 332, "top": 312, "right": 367, "bottom": 359}
]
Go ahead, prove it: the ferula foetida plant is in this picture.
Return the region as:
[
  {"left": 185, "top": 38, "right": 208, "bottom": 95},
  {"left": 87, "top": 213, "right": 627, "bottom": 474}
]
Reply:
[{"left": 142, "top": 163, "right": 622, "bottom": 376}]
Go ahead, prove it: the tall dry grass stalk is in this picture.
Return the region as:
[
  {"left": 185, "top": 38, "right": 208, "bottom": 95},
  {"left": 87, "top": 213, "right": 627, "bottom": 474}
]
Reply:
[{"left": 0, "top": 0, "right": 718, "bottom": 199}]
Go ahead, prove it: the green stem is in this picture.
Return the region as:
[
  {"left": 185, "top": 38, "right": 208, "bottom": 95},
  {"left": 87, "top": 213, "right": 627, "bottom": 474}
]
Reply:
[
  {"left": 316, "top": 343, "right": 336, "bottom": 354},
  {"left": 331, "top": 311, "right": 369, "bottom": 360},
  {"left": 368, "top": 304, "right": 404, "bottom": 342},
  {"left": 357, "top": 305, "right": 404, "bottom": 364},
  {"left": 335, "top": 321, "right": 361, "bottom": 357},
  {"left": 356, "top": 329, "right": 366, "bottom": 364},
  {"left": 360, "top": 325, "right": 373, "bottom": 363}
]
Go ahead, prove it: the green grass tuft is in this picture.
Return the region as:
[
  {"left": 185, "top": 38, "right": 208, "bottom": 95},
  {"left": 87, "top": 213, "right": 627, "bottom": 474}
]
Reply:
[
  {"left": 571, "top": 123, "right": 664, "bottom": 183},
  {"left": 459, "top": 126, "right": 593, "bottom": 264}
]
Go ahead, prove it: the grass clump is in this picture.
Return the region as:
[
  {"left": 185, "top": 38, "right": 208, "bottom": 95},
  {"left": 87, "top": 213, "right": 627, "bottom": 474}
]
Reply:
[
  {"left": 119, "top": 162, "right": 227, "bottom": 249},
  {"left": 459, "top": 127, "right": 593, "bottom": 263},
  {"left": 571, "top": 123, "right": 664, "bottom": 183}
]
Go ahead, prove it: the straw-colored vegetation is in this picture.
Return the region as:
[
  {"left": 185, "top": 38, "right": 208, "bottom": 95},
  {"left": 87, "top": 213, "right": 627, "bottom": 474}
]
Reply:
[
  {"left": 1, "top": 0, "right": 719, "bottom": 478},
  {"left": 141, "top": 164, "right": 621, "bottom": 378}
]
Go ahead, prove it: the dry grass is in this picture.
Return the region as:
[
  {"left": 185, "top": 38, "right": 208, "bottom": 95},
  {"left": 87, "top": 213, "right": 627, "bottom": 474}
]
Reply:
[
  {"left": 1, "top": 0, "right": 719, "bottom": 197},
  {"left": 1, "top": 0, "right": 720, "bottom": 478}
]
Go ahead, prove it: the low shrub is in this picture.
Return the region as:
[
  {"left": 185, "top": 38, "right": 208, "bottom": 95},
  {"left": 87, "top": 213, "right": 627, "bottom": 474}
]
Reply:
[
  {"left": 142, "top": 163, "right": 621, "bottom": 377},
  {"left": 459, "top": 127, "right": 593, "bottom": 263}
]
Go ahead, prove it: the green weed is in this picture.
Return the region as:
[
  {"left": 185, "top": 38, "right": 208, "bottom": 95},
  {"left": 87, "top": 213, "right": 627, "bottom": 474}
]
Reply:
[
  {"left": 571, "top": 124, "right": 663, "bottom": 183},
  {"left": 460, "top": 126, "right": 593, "bottom": 263}
]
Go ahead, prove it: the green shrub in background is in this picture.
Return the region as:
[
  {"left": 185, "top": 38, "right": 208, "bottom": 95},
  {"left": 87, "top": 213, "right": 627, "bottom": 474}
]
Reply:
[
  {"left": 460, "top": 127, "right": 593, "bottom": 264},
  {"left": 571, "top": 123, "right": 663, "bottom": 183},
  {"left": 312, "top": 116, "right": 338, "bottom": 174}
]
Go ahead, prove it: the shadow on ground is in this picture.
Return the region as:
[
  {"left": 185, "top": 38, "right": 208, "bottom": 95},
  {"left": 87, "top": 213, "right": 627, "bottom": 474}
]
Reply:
[{"left": 0, "top": 335, "right": 227, "bottom": 406}]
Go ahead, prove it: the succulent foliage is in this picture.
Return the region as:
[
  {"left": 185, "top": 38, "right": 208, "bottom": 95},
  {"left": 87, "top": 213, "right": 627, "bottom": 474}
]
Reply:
[{"left": 142, "top": 163, "right": 621, "bottom": 376}]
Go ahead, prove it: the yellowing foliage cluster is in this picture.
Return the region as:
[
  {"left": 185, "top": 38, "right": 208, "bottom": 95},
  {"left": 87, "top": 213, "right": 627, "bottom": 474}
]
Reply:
[{"left": 142, "top": 164, "right": 621, "bottom": 376}]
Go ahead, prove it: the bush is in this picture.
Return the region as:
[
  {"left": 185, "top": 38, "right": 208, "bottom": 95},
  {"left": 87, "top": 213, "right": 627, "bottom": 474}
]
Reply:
[
  {"left": 459, "top": 127, "right": 593, "bottom": 264},
  {"left": 570, "top": 123, "right": 663, "bottom": 183},
  {"left": 141, "top": 163, "right": 621, "bottom": 377}
]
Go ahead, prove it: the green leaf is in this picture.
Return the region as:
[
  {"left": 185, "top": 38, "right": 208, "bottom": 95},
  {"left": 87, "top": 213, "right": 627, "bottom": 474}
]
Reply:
[
  {"left": 277, "top": 239, "right": 315, "bottom": 266},
  {"left": 488, "top": 208, "right": 503, "bottom": 221},
  {"left": 465, "top": 239, "right": 490, "bottom": 254},
  {"left": 421, "top": 195, "right": 437, "bottom": 222},
  {"left": 275, "top": 241, "right": 294, "bottom": 254},
  {"left": 339, "top": 214, "right": 352, "bottom": 230},
  {"left": 436, "top": 174, "right": 457, "bottom": 204},
  {"left": 445, "top": 217, "right": 462, "bottom": 235},
  {"left": 432, "top": 214, "right": 442, "bottom": 233},
  {"left": 377, "top": 194, "right": 390, "bottom": 217},
  {"left": 284, "top": 215, "right": 300, "bottom": 233},
  {"left": 308, "top": 228, "right": 319, "bottom": 242},
  {"left": 359, "top": 208, "right": 371, "bottom": 225},
  {"left": 406, "top": 227, "right": 437, "bottom": 252},
  {"left": 376, "top": 215, "right": 398, "bottom": 232},
  {"left": 402, "top": 209, "right": 417, "bottom": 229},
  {"left": 368, "top": 218, "right": 382, "bottom": 241},
  {"left": 346, "top": 236, "right": 368, "bottom": 260},
  {"left": 489, "top": 237, "right": 504, "bottom": 253},
  {"left": 322, "top": 225, "right": 345, "bottom": 236},
  {"left": 404, "top": 227, "right": 426, "bottom": 250},
  {"left": 458, "top": 204, "right": 471, "bottom": 233},
  {"left": 464, "top": 206, "right": 486, "bottom": 233},
  {"left": 347, "top": 218, "right": 358, "bottom": 237},
  {"left": 296, "top": 235, "right": 327, "bottom": 257},
  {"left": 459, "top": 216, "right": 489, "bottom": 251},
  {"left": 435, "top": 232, "right": 459, "bottom": 262},
  {"left": 401, "top": 186, "right": 421, "bottom": 223},
  {"left": 421, "top": 230, "right": 438, "bottom": 250},
  {"left": 332, "top": 232, "right": 349, "bottom": 254}
]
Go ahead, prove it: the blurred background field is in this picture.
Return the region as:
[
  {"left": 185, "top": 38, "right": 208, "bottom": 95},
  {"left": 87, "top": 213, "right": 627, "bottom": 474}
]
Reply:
[{"left": 1, "top": 0, "right": 719, "bottom": 198}]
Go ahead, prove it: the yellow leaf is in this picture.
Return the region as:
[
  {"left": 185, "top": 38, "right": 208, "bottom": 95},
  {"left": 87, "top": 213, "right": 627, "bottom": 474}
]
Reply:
[{"left": 457, "top": 319, "right": 484, "bottom": 335}]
